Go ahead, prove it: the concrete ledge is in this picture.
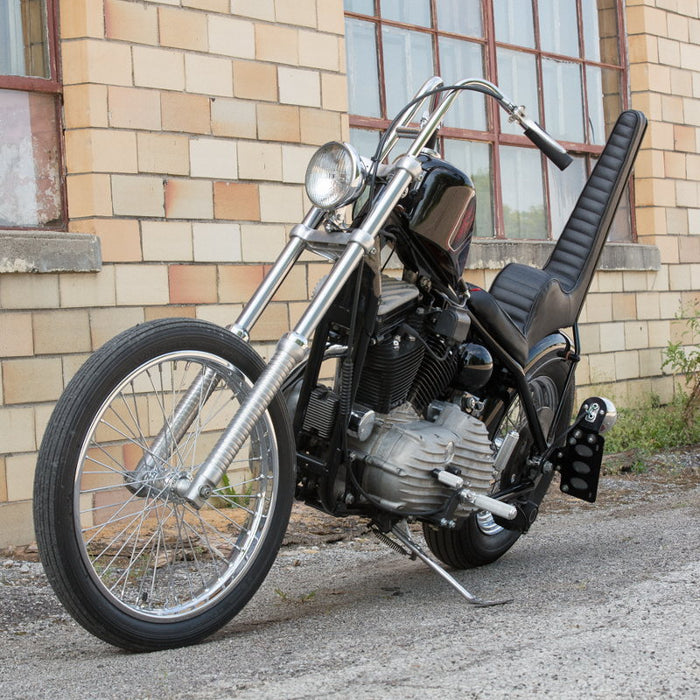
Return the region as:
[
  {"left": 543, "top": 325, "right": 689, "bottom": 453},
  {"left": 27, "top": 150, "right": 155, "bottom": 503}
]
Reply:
[
  {"left": 467, "top": 240, "right": 660, "bottom": 272},
  {"left": 0, "top": 230, "right": 102, "bottom": 273}
]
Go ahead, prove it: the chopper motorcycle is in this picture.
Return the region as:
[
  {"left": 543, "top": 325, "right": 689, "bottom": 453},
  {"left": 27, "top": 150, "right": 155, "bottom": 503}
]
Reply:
[{"left": 33, "top": 76, "right": 647, "bottom": 651}]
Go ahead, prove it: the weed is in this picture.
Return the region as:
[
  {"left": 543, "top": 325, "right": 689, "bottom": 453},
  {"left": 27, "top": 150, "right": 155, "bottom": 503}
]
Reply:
[
  {"left": 216, "top": 474, "right": 253, "bottom": 508},
  {"left": 274, "top": 588, "right": 317, "bottom": 604}
]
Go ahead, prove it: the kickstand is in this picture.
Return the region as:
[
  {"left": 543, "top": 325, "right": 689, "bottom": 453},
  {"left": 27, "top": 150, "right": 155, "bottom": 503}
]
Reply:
[{"left": 386, "top": 521, "right": 512, "bottom": 608}]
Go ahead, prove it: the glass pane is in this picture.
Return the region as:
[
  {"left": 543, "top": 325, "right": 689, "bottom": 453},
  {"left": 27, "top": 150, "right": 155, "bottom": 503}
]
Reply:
[
  {"left": 436, "top": 0, "right": 482, "bottom": 37},
  {"left": 586, "top": 66, "right": 622, "bottom": 145},
  {"left": 382, "top": 26, "right": 434, "bottom": 119},
  {"left": 500, "top": 146, "right": 546, "bottom": 239},
  {"left": 582, "top": 0, "right": 620, "bottom": 64},
  {"left": 383, "top": 0, "right": 431, "bottom": 27},
  {"left": 494, "top": 0, "right": 535, "bottom": 49},
  {"left": 538, "top": 0, "right": 580, "bottom": 57},
  {"left": 443, "top": 139, "right": 494, "bottom": 238},
  {"left": 548, "top": 155, "right": 587, "bottom": 238},
  {"left": 346, "top": 19, "right": 381, "bottom": 118},
  {"left": 344, "top": 0, "right": 374, "bottom": 15},
  {"left": 0, "top": 89, "right": 62, "bottom": 227},
  {"left": 497, "top": 48, "right": 539, "bottom": 136},
  {"left": 542, "top": 59, "right": 584, "bottom": 142},
  {"left": 349, "top": 128, "right": 380, "bottom": 158},
  {"left": 439, "top": 37, "right": 485, "bottom": 131},
  {"left": 0, "top": 0, "right": 49, "bottom": 78}
]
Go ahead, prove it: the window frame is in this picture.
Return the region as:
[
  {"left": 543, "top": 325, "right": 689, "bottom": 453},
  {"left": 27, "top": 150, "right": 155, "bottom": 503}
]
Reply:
[
  {"left": 0, "top": 0, "right": 67, "bottom": 231},
  {"left": 345, "top": 0, "right": 634, "bottom": 241}
]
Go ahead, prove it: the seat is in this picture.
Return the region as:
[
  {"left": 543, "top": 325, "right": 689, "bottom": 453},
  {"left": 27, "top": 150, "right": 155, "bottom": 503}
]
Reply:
[{"left": 468, "top": 110, "right": 648, "bottom": 366}]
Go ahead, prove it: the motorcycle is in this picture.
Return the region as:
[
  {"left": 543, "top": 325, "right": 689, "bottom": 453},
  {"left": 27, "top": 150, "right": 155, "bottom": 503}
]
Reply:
[{"left": 33, "top": 76, "right": 647, "bottom": 651}]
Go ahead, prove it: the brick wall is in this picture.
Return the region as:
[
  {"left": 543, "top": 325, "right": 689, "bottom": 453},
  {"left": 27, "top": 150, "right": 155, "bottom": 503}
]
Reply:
[{"left": 0, "top": 0, "right": 698, "bottom": 548}]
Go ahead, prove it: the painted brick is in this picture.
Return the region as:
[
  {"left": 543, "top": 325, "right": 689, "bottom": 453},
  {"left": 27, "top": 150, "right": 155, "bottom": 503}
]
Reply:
[
  {"left": 282, "top": 145, "right": 316, "bottom": 184},
  {"left": 669, "top": 263, "right": 692, "bottom": 290},
  {"left": 142, "top": 221, "right": 194, "bottom": 262},
  {"left": 169, "top": 265, "right": 218, "bottom": 304},
  {"left": 144, "top": 305, "right": 197, "bottom": 321},
  {"left": 137, "top": 133, "right": 190, "bottom": 175},
  {"left": 161, "top": 92, "right": 212, "bottom": 135},
  {"left": 58, "top": 0, "right": 105, "bottom": 39},
  {"left": 240, "top": 224, "right": 287, "bottom": 262},
  {"left": 278, "top": 66, "right": 321, "bottom": 108},
  {"left": 321, "top": 72, "right": 349, "bottom": 112},
  {"left": 612, "top": 292, "right": 638, "bottom": 321},
  {"left": 63, "top": 84, "right": 108, "bottom": 129},
  {"left": 115, "top": 265, "right": 170, "bottom": 306},
  {"left": 588, "top": 353, "right": 617, "bottom": 384},
  {"left": 614, "top": 351, "right": 640, "bottom": 380},
  {"left": 6, "top": 453, "right": 36, "bottom": 502},
  {"left": 89, "top": 307, "right": 145, "bottom": 348},
  {"left": 65, "top": 173, "right": 112, "bottom": 219},
  {"left": 108, "top": 86, "right": 161, "bottom": 130},
  {"left": 133, "top": 46, "right": 185, "bottom": 91},
  {"left": 0, "top": 502, "right": 33, "bottom": 547},
  {"left": 0, "top": 275, "right": 58, "bottom": 310},
  {"left": 2, "top": 357, "right": 63, "bottom": 404},
  {"left": 582, "top": 293, "right": 612, "bottom": 323},
  {"left": 635, "top": 291, "right": 661, "bottom": 319},
  {"left": 0, "top": 314, "right": 33, "bottom": 357},
  {"left": 192, "top": 223, "right": 242, "bottom": 262},
  {"left": 190, "top": 138, "right": 238, "bottom": 180},
  {"left": 298, "top": 30, "right": 339, "bottom": 71},
  {"left": 207, "top": 15, "right": 255, "bottom": 58},
  {"left": 214, "top": 182, "right": 260, "bottom": 221},
  {"left": 185, "top": 54, "right": 233, "bottom": 97},
  {"left": 272, "top": 265, "right": 307, "bottom": 301},
  {"left": 195, "top": 304, "right": 243, "bottom": 327},
  {"left": 255, "top": 23, "right": 298, "bottom": 65},
  {"left": 0, "top": 407, "right": 36, "bottom": 453},
  {"left": 257, "top": 103, "right": 301, "bottom": 142},
  {"left": 233, "top": 60, "right": 278, "bottom": 102},
  {"left": 159, "top": 6, "right": 208, "bottom": 51},
  {"left": 218, "top": 265, "right": 265, "bottom": 303},
  {"left": 33, "top": 309, "right": 91, "bottom": 355},
  {"left": 670, "top": 67, "right": 694, "bottom": 97},
  {"left": 233, "top": 0, "right": 274, "bottom": 21},
  {"left": 105, "top": 0, "right": 158, "bottom": 44},
  {"left": 184, "top": 0, "right": 228, "bottom": 10},
  {"left": 211, "top": 98, "right": 257, "bottom": 138},
  {"left": 0, "top": 457, "right": 6, "bottom": 503},
  {"left": 112, "top": 175, "right": 165, "bottom": 217},
  {"left": 237, "top": 141, "right": 283, "bottom": 181},
  {"left": 65, "top": 128, "right": 137, "bottom": 174},
  {"left": 61, "top": 39, "right": 132, "bottom": 87},
  {"left": 598, "top": 322, "right": 626, "bottom": 352},
  {"left": 624, "top": 321, "right": 650, "bottom": 349},
  {"left": 259, "top": 184, "right": 304, "bottom": 223},
  {"left": 578, "top": 323, "right": 601, "bottom": 354},
  {"left": 678, "top": 235, "right": 700, "bottom": 263},
  {"left": 59, "top": 267, "right": 116, "bottom": 308},
  {"left": 299, "top": 107, "right": 342, "bottom": 145},
  {"left": 316, "top": 0, "right": 345, "bottom": 34},
  {"left": 275, "top": 0, "right": 316, "bottom": 28},
  {"left": 647, "top": 320, "right": 672, "bottom": 348},
  {"left": 75, "top": 218, "right": 142, "bottom": 263},
  {"left": 165, "top": 179, "right": 213, "bottom": 219},
  {"left": 249, "top": 303, "right": 289, "bottom": 342}
]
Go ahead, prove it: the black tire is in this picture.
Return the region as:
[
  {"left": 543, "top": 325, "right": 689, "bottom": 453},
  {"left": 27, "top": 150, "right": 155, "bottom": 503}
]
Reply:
[
  {"left": 33, "top": 318, "right": 295, "bottom": 651},
  {"left": 423, "top": 341, "right": 575, "bottom": 569}
]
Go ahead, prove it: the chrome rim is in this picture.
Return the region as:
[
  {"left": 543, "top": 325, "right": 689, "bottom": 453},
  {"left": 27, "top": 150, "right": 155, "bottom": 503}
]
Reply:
[{"left": 74, "top": 351, "right": 278, "bottom": 621}]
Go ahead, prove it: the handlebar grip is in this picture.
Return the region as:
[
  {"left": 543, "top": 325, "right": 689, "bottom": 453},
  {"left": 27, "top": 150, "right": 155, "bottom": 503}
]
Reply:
[{"left": 524, "top": 123, "right": 573, "bottom": 171}]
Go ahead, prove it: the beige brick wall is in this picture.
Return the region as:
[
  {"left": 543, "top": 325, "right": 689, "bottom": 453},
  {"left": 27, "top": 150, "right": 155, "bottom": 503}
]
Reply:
[
  {"left": 0, "top": 0, "right": 347, "bottom": 547},
  {"left": 0, "top": 0, "right": 697, "bottom": 547}
]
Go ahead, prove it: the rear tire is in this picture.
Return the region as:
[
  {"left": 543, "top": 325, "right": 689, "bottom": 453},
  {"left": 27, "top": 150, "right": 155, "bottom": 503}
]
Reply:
[
  {"left": 33, "top": 319, "right": 294, "bottom": 651},
  {"left": 423, "top": 342, "right": 574, "bottom": 569}
]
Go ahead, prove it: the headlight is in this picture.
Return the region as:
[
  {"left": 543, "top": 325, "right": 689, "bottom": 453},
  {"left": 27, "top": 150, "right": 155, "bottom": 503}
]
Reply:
[{"left": 305, "top": 142, "right": 366, "bottom": 210}]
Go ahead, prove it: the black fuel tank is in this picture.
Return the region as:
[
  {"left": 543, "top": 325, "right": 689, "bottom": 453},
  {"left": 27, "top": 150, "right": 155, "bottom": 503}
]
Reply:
[{"left": 399, "top": 153, "right": 477, "bottom": 289}]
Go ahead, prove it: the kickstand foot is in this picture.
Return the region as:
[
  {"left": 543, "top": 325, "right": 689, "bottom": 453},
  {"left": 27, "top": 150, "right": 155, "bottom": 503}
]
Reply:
[{"left": 387, "top": 521, "right": 512, "bottom": 608}]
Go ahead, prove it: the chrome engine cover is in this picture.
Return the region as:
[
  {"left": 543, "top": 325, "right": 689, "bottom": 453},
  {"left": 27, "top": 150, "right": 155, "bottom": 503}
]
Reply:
[{"left": 351, "top": 402, "right": 495, "bottom": 516}]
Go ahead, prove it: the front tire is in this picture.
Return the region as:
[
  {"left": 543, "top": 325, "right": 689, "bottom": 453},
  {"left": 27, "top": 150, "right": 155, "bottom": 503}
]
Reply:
[
  {"left": 33, "top": 319, "right": 294, "bottom": 651},
  {"left": 423, "top": 342, "right": 575, "bottom": 569}
]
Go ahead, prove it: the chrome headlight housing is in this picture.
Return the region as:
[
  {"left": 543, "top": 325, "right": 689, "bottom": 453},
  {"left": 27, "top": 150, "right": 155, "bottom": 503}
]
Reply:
[{"left": 304, "top": 142, "right": 366, "bottom": 210}]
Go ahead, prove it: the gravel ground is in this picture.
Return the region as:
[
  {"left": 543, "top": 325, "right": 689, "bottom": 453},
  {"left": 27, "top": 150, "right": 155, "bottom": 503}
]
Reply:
[{"left": 0, "top": 457, "right": 698, "bottom": 699}]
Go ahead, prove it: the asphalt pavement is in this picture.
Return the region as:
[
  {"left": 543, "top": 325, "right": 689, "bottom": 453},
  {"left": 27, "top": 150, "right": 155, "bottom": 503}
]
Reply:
[{"left": 1, "top": 469, "right": 698, "bottom": 699}]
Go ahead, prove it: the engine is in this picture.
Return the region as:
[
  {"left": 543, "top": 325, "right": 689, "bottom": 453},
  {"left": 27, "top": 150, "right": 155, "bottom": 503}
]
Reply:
[{"left": 349, "top": 401, "right": 495, "bottom": 516}]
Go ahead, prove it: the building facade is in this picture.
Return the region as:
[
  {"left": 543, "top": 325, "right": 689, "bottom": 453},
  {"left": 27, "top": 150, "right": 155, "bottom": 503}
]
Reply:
[{"left": 0, "top": 0, "right": 698, "bottom": 547}]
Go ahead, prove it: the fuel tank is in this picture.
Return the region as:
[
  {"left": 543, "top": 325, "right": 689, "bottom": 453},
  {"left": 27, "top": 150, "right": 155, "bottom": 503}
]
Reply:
[{"left": 398, "top": 152, "right": 477, "bottom": 289}]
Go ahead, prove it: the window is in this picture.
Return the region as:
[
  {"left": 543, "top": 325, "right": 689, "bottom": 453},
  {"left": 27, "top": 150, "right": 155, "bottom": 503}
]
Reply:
[
  {"left": 0, "top": 0, "right": 64, "bottom": 229},
  {"left": 344, "top": 0, "right": 632, "bottom": 241}
]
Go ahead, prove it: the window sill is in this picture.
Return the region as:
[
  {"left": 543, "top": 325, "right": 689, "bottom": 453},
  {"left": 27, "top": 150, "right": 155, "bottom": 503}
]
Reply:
[
  {"left": 0, "top": 230, "right": 102, "bottom": 273},
  {"left": 467, "top": 240, "right": 660, "bottom": 272}
]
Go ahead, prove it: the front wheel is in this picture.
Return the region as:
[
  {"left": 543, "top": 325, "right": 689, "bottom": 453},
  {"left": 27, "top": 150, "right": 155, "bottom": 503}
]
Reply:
[
  {"left": 423, "top": 341, "right": 575, "bottom": 569},
  {"left": 33, "top": 319, "right": 294, "bottom": 651}
]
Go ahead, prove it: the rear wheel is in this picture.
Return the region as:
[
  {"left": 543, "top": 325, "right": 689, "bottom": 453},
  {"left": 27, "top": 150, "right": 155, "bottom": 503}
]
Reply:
[
  {"left": 423, "top": 342, "right": 574, "bottom": 569},
  {"left": 34, "top": 319, "right": 294, "bottom": 651}
]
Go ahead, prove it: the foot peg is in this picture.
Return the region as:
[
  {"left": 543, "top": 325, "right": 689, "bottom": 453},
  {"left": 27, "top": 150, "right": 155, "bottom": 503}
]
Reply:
[{"left": 554, "top": 397, "right": 616, "bottom": 503}]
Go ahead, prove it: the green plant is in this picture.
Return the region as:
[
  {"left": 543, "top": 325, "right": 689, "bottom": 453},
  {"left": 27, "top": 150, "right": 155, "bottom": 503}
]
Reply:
[
  {"left": 662, "top": 301, "right": 700, "bottom": 428},
  {"left": 217, "top": 473, "right": 253, "bottom": 508}
]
